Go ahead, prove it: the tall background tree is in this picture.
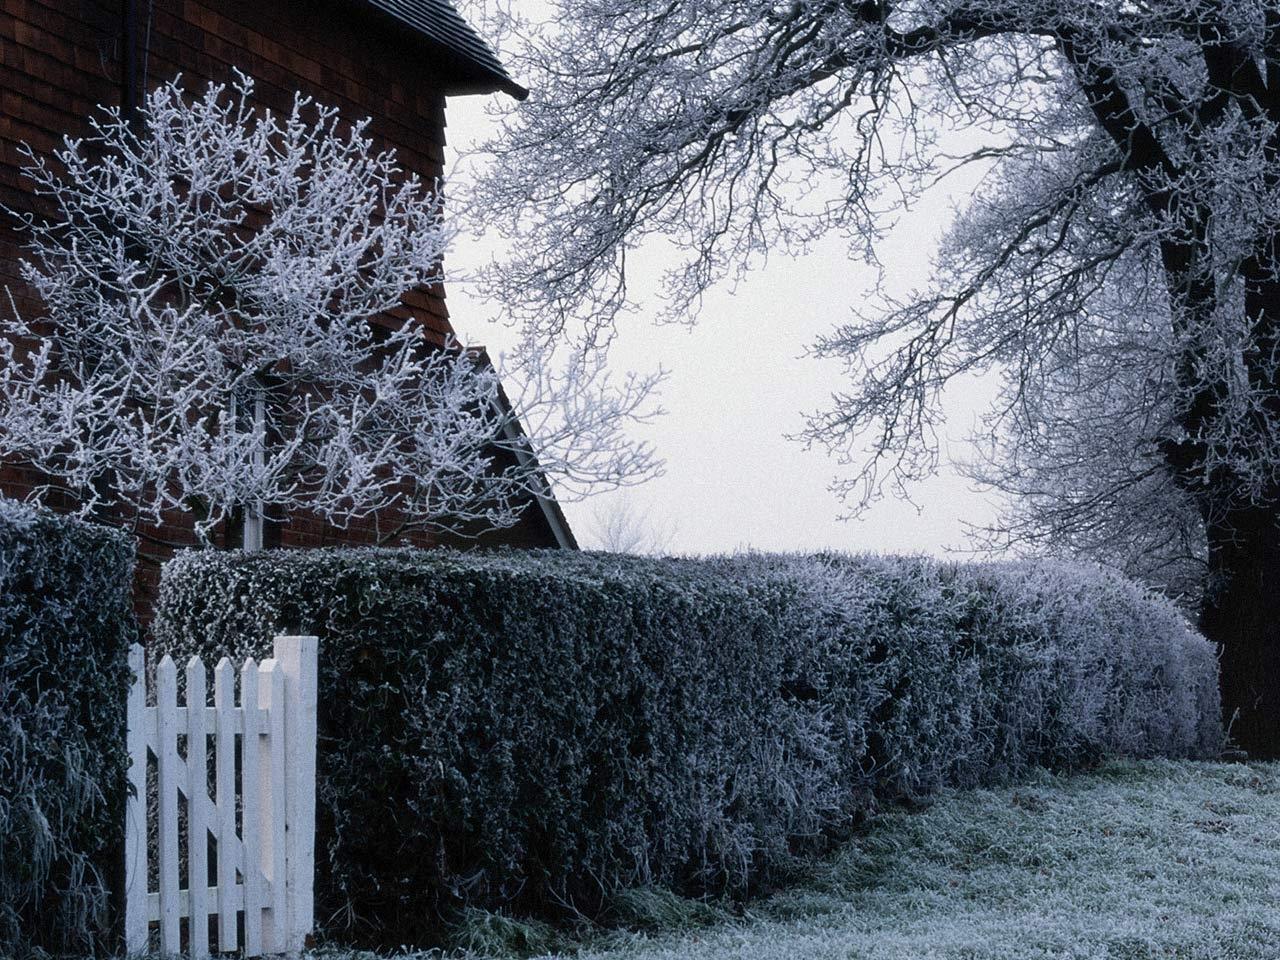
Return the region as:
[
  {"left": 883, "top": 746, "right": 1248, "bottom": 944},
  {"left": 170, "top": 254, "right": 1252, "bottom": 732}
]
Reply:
[
  {"left": 461, "top": 0, "right": 1280, "bottom": 755},
  {"left": 0, "top": 75, "right": 658, "bottom": 552}
]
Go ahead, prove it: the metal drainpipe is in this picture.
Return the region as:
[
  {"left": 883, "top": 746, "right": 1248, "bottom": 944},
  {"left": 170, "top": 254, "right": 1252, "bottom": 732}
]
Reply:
[{"left": 121, "top": 0, "right": 139, "bottom": 120}]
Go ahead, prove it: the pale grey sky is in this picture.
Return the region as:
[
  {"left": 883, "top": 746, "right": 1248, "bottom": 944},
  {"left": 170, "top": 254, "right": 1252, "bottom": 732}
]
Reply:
[{"left": 443, "top": 92, "right": 1002, "bottom": 556}]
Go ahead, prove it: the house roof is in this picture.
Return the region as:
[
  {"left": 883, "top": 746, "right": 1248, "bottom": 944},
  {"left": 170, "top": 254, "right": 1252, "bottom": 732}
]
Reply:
[
  {"left": 360, "top": 0, "right": 528, "bottom": 100},
  {"left": 475, "top": 349, "right": 579, "bottom": 550}
]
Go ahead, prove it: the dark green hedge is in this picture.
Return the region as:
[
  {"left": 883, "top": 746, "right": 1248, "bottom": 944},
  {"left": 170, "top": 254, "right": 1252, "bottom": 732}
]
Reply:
[
  {"left": 153, "top": 548, "right": 1220, "bottom": 948},
  {"left": 0, "top": 499, "right": 137, "bottom": 957}
]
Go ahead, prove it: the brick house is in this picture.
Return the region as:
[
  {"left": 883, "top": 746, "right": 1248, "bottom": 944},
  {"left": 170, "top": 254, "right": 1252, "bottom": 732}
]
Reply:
[{"left": 1, "top": 0, "right": 577, "bottom": 600}]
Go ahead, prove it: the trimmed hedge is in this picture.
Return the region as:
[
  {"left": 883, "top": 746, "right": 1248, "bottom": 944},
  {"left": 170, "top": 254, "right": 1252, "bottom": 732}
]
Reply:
[
  {"left": 153, "top": 548, "right": 1221, "bottom": 947},
  {"left": 0, "top": 499, "right": 137, "bottom": 957}
]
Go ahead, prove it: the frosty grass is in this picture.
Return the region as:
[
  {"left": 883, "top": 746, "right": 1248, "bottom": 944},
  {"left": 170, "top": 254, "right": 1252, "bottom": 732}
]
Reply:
[{"left": 313, "top": 759, "right": 1280, "bottom": 960}]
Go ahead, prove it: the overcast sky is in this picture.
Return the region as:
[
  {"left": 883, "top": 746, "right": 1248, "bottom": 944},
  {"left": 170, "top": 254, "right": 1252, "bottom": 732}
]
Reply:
[{"left": 442, "top": 92, "right": 1003, "bottom": 556}]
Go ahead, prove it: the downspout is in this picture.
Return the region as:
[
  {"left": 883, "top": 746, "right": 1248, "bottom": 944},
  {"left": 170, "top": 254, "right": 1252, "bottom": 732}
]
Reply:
[{"left": 121, "top": 0, "right": 139, "bottom": 119}]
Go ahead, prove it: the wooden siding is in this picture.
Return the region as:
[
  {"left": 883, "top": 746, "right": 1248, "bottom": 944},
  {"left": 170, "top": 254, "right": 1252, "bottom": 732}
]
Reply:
[{"left": 0, "top": 0, "right": 566, "bottom": 615}]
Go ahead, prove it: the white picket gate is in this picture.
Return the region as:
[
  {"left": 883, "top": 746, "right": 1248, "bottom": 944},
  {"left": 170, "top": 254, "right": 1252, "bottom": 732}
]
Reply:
[{"left": 125, "top": 636, "right": 318, "bottom": 957}]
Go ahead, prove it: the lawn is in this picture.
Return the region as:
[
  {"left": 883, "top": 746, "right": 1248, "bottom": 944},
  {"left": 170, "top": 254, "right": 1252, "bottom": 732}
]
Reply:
[{"left": 319, "top": 759, "right": 1280, "bottom": 960}]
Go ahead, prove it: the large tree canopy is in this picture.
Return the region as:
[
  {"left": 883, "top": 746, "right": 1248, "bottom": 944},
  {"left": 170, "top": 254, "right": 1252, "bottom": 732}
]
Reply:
[{"left": 464, "top": 0, "right": 1280, "bottom": 754}]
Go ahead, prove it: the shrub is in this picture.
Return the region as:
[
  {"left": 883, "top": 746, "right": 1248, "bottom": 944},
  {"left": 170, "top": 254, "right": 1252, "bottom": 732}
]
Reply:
[
  {"left": 0, "top": 498, "right": 137, "bottom": 956},
  {"left": 153, "top": 548, "right": 1221, "bottom": 947},
  {"left": 762, "top": 554, "right": 1222, "bottom": 798}
]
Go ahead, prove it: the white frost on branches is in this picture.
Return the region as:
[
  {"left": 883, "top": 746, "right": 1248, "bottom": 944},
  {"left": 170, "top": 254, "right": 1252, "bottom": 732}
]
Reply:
[
  {"left": 586, "top": 497, "right": 680, "bottom": 554},
  {"left": 460, "top": 0, "right": 1280, "bottom": 547},
  {"left": 0, "top": 73, "right": 659, "bottom": 544}
]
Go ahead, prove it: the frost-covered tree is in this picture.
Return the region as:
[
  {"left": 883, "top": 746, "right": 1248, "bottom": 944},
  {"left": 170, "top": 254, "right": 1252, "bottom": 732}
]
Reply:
[
  {"left": 959, "top": 254, "right": 1209, "bottom": 610},
  {"left": 462, "top": 1, "right": 1280, "bottom": 754},
  {"left": 587, "top": 498, "right": 680, "bottom": 554},
  {"left": 0, "top": 74, "right": 658, "bottom": 550}
]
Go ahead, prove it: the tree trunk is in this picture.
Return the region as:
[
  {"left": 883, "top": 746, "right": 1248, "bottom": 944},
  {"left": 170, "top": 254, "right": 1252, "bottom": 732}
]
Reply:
[{"left": 1200, "top": 506, "right": 1280, "bottom": 759}]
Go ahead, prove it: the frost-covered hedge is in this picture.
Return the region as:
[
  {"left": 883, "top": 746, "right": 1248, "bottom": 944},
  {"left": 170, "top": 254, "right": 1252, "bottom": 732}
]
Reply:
[
  {"left": 153, "top": 548, "right": 1221, "bottom": 947},
  {"left": 0, "top": 499, "right": 137, "bottom": 956}
]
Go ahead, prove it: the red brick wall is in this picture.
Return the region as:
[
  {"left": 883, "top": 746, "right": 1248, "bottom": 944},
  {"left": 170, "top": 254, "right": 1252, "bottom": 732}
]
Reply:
[{"left": 0, "top": 0, "right": 568, "bottom": 616}]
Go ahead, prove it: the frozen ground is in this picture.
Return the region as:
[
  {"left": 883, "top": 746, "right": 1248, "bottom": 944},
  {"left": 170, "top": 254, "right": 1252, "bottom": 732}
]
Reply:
[{"left": 320, "top": 759, "right": 1280, "bottom": 960}]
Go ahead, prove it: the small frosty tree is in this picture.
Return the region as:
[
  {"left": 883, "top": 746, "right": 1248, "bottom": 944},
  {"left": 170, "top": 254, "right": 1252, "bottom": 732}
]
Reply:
[{"left": 0, "top": 74, "right": 657, "bottom": 547}]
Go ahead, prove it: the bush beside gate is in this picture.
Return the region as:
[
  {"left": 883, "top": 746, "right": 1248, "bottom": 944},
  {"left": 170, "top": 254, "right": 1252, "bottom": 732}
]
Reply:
[
  {"left": 0, "top": 499, "right": 137, "bottom": 957},
  {"left": 153, "top": 548, "right": 1222, "bottom": 948}
]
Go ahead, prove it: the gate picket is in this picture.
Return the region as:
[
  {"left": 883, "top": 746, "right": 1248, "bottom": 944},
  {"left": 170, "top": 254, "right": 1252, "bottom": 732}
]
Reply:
[
  {"left": 186, "top": 657, "right": 210, "bottom": 959},
  {"left": 156, "top": 656, "right": 181, "bottom": 953},
  {"left": 214, "top": 659, "right": 238, "bottom": 952},
  {"left": 241, "top": 660, "right": 262, "bottom": 957},
  {"left": 260, "top": 658, "right": 287, "bottom": 953}
]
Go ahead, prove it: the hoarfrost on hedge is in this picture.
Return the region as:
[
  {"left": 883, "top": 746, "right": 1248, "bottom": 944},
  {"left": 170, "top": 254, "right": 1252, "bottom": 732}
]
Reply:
[
  {"left": 0, "top": 498, "right": 135, "bottom": 955},
  {"left": 154, "top": 547, "right": 1221, "bottom": 945}
]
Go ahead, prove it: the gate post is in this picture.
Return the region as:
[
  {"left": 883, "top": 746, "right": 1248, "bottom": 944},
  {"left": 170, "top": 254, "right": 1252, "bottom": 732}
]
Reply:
[{"left": 276, "top": 635, "right": 318, "bottom": 954}]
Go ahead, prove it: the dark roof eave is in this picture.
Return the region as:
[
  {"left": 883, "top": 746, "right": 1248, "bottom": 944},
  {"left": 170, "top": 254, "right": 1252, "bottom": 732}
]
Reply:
[
  {"left": 441, "top": 71, "right": 529, "bottom": 101},
  {"left": 473, "top": 349, "right": 579, "bottom": 550},
  {"left": 358, "top": 0, "right": 529, "bottom": 101}
]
